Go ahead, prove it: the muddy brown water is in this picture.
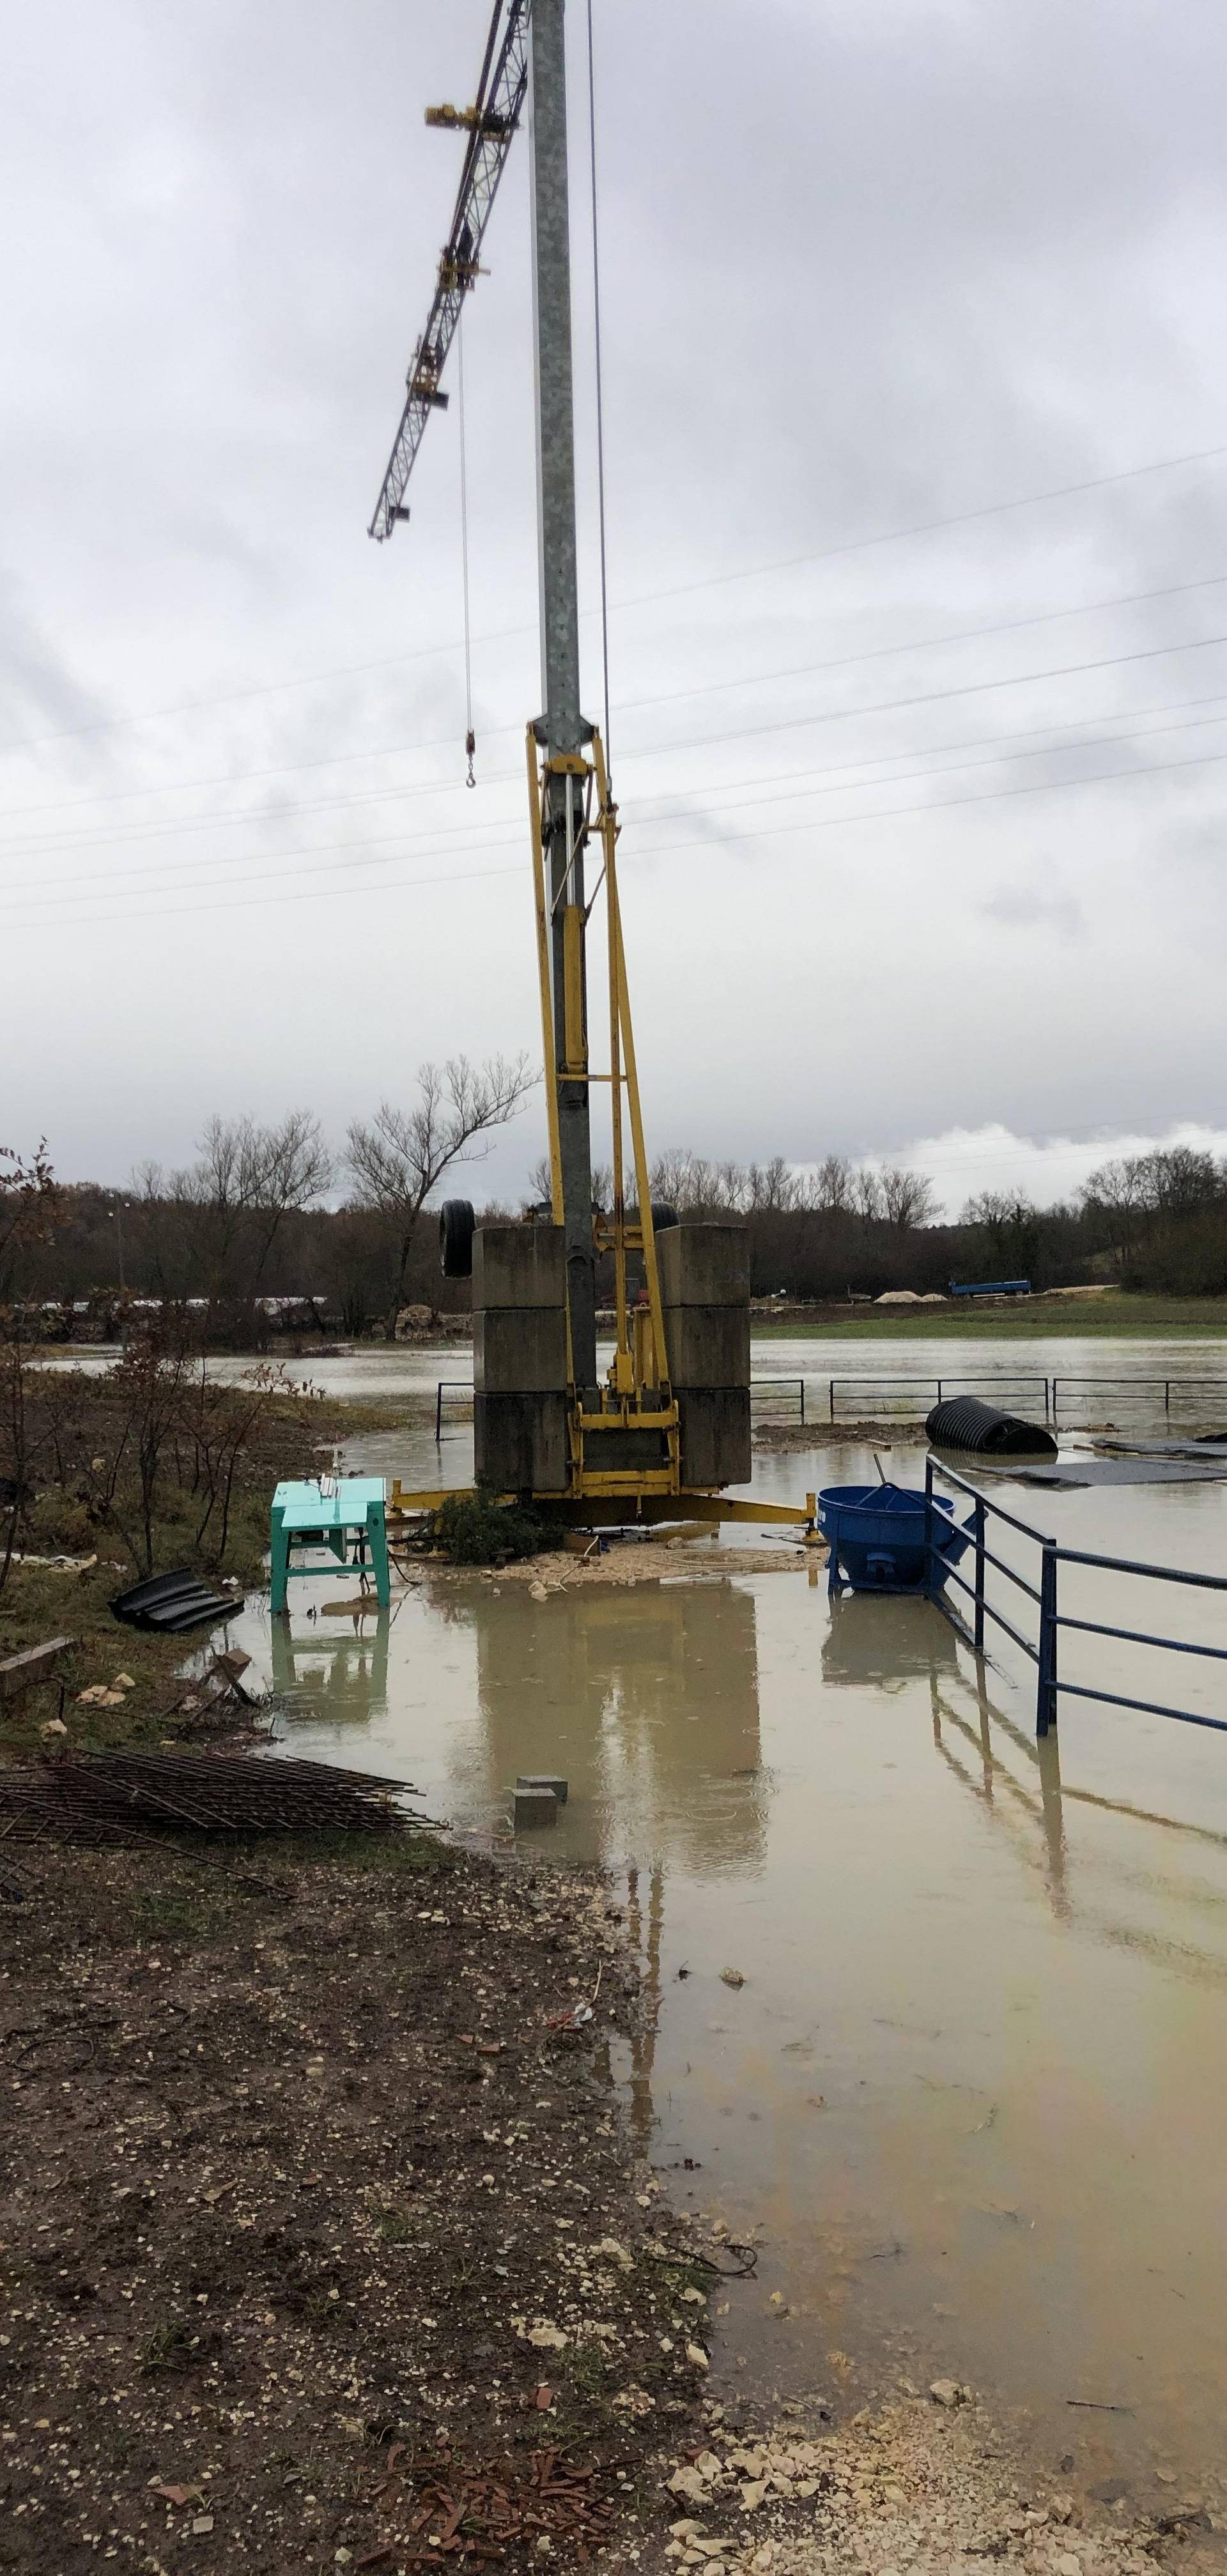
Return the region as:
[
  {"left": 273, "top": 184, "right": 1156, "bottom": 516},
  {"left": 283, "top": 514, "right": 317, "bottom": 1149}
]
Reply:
[{"left": 208, "top": 1358, "right": 1227, "bottom": 2504}]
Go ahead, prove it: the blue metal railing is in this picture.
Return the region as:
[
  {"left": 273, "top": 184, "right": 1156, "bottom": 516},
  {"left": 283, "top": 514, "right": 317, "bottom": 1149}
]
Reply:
[{"left": 924, "top": 1456, "right": 1227, "bottom": 1739}]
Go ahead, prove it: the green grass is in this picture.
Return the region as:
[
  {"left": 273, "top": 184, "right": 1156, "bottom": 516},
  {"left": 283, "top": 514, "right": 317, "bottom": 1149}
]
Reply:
[{"left": 752, "top": 1293, "right": 1227, "bottom": 1340}]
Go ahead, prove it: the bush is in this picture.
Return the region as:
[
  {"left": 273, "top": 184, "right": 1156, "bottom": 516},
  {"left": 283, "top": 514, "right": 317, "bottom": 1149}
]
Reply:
[{"left": 425, "top": 1491, "right": 544, "bottom": 1565}]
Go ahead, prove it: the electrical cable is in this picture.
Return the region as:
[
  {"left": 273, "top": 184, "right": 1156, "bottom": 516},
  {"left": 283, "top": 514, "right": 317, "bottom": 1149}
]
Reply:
[
  {"left": 9, "top": 731, "right": 1227, "bottom": 933},
  {"left": 586, "top": 0, "right": 614, "bottom": 783},
  {"left": 12, "top": 685, "right": 1227, "bottom": 896},
  {"left": 10, "top": 576, "right": 1227, "bottom": 832},
  {"left": 7, "top": 437, "right": 1227, "bottom": 760},
  {"left": 458, "top": 308, "right": 477, "bottom": 787}
]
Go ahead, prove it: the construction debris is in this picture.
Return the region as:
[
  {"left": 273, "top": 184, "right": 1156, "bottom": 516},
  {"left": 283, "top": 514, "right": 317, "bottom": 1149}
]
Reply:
[
  {"left": 0, "top": 1635, "right": 75, "bottom": 1702},
  {"left": 112, "top": 1566, "right": 245, "bottom": 1635},
  {"left": 0, "top": 1751, "right": 416, "bottom": 1845}
]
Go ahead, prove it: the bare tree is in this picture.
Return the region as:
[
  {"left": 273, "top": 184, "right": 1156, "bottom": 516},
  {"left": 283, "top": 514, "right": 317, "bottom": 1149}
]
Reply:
[
  {"left": 851, "top": 1167, "right": 884, "bottom": 1226},
  {"left": 0, "top": 1138, "right": 61, "bottom": 1289},
  {"left": 0, "top": 1142, "right": 65, "bottom": 1599},
  {"left": 811, "top": 1154, "right": 855, "bottom": 1214},
  {"left": 879, "top": 1166, "right": 939, "bottom": 1229},
  {"left": 165, "top": 1111, "right": 333, "bottom": 1303},
  {"left": 527, "top": 1154, "right": 612, "bottom": 1209},
  {"left": 348, "top": 1054, "right": 534, "bottom": 1322}
]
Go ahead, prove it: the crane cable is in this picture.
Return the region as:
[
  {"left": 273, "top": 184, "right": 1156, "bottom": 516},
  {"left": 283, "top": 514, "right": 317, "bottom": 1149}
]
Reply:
[
  {"left": 458, "top": 307, "right": 477, "bottom": 786},
  {"left": 587, "top": 0, "right": 614, "bottom": 789}
]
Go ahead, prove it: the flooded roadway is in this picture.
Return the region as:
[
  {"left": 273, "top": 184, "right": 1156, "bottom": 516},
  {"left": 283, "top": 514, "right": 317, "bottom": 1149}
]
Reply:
[{"left": 218, "top": 1363, "right": 1227, "bottom": 2506}]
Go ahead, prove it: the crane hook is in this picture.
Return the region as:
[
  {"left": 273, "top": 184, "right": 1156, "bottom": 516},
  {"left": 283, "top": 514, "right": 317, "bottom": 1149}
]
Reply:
[{"left": 465, "top": 728, "right": 477, "bottom": 789}]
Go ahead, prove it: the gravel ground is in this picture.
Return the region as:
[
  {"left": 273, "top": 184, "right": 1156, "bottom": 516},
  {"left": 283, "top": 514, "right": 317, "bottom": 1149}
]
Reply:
[
  {"left": 415, "top": 1543, "right": 815, "bottom": 1593},
  {"left": 637, "top": 2391, "right": 1218, "bottom": 2576}
]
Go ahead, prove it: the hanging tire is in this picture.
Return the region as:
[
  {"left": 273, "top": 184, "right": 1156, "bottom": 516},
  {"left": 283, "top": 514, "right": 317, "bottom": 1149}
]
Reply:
[{"left": 440, "top": 1199, "right": 475, "bottom": 1279}]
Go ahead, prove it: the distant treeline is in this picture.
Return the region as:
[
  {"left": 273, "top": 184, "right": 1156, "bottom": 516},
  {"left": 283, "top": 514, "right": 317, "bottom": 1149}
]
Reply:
[{"left": 4, "top": 1121, "right": 1227, "bottom": 1343}]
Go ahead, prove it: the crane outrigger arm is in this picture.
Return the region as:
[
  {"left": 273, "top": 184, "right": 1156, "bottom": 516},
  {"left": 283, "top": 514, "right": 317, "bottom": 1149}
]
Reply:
[{"left": 368, "top": 0, "right": 532, "bottom": 542}]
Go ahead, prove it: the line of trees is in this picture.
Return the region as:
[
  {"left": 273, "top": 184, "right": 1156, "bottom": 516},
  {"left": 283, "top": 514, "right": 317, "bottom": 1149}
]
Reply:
[{"left": 6, "top": 1113, "right": 1227, "bottom": 1342}]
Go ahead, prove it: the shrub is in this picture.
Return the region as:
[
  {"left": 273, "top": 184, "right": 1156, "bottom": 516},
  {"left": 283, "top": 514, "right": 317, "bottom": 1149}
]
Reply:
[{"left": 425, "top": 1490, "right": 544, "bottom": 1565}]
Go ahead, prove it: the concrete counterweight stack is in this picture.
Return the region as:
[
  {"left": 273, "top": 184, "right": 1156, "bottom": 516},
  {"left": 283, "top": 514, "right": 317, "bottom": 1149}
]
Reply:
[
  {"left": 472, "top": 1225, "right": 569, "bottom": 1494},
  {"left": 658, "top": 1223, "right": 752, "bottom": 1489}
]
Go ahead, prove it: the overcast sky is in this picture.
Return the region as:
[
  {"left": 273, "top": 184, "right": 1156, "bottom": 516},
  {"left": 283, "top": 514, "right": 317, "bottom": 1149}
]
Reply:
[{"left": 4, "top": 0, "right": 1227, "bottom": 1218}]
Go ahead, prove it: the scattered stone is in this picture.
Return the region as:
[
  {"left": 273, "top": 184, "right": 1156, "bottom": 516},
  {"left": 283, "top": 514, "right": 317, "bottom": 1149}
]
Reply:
[
  {"left": 929, "top": 2377, "right": 969, "bottom": 2409},
  {"left": 720, "top": 1967, "right": 746, "bottom": 1989},
  {"left": 669, "top": 2467, "right": 711, "bottom": 2506}
]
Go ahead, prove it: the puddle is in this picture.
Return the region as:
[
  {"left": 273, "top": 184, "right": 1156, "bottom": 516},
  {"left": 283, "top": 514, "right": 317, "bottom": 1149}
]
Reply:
[{"left": 225, "top": 1420, "right": 1227, "bottom": 2494}]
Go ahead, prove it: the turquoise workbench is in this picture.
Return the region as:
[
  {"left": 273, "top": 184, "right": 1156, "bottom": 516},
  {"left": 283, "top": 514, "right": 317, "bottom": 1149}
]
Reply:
[{"left": 269, "top": 1476, "right": 390, "bottom": 1614}]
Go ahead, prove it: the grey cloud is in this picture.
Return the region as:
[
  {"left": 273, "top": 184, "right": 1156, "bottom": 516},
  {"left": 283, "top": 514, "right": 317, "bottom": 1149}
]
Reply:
[{"left": 980, "top": 885, "right": 1086, "bottom": 940}]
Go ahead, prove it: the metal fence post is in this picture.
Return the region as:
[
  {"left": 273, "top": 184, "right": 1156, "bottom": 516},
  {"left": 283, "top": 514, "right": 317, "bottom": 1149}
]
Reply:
[
  {"left": 1165, "top": 1379, "right": 1171, "bottom": 1420},
  {"left": 924, "top": 1456, "right": 936, "bottom": 1599},
  {"left": 973, "top": 1498, "right": 985, "bottom": 1658},
  {"left": 799, "top": 1378, "right": 806, "bottom": 1425},
  {"left": 1037, "top": 1542, "right": 1058, "bottom": 1736},
  {"left": 829, "top": 1378, "right": 835, "bottom": 1422},
  {"left": 435, "top": 1379, "right": 444, "bottom": 1442}
]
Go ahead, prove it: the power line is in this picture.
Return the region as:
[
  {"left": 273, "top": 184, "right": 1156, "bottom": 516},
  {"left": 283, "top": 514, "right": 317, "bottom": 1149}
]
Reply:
[
  {"left": 10, "top": 568, "right": 1227, "bottom": 832},
  {"left": 9, "top": 730, "right": 1227, "bottom": 935},
  {"left": 6, "top": 434, "right": 1227, "bottom": 760},
  {"left": 12, "top": 680, "right": 1227, "bottom": 901}
]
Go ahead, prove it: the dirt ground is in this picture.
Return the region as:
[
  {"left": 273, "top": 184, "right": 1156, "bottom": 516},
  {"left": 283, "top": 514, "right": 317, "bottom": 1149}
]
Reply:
[
  {"left": 752, "top": 1420, "right": 915, "bottom": 1453},
  {"left": 0, "top": 1832, "right": 716, "bottom": 2573}
]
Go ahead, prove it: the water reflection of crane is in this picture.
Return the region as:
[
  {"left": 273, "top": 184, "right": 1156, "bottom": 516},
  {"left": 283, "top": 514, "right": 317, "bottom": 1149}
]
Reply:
[
  {"left": 460, "top": 1574, "right": 766, "bottom": 2154},
  {"left": 465, "top": 1574, "right": 766, "bottom": 1878}
]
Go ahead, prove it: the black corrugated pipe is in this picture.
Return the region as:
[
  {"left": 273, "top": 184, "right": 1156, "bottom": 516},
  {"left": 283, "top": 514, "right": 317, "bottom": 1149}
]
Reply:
[{"left": 926, "top": 1395, "right": 1057, "bottom": 1457}]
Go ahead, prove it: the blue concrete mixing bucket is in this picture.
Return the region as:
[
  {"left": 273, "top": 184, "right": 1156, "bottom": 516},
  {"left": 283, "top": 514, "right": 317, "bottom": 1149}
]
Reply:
[{"left": 817, "top": 1482, "right": 970, "bottom": 1594}]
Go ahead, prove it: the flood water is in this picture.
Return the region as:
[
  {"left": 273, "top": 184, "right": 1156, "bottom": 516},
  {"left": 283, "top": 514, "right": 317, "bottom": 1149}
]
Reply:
[
  {"left": 44, "top": 1328, "right": 1227, "bottom": 1430},
  {"left": 213, "top": 1351, "right": 1227, "bottom": 2502}
]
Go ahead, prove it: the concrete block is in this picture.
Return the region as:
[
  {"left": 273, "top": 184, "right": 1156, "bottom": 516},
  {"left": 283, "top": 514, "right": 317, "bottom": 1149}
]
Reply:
[
  {"left": 513, "top": 1786, "right": 558, "bottom": 1829},
  {"left": 661, "top": 1305, "right": 751, "bottom": 1390},
  {"left": 474, "top": 1392, "right": 569, "bottom": 1493},
  {"left": 657, "top": 1223, "right": 750, "bottom": 1308},
  {"left": 474, "top": 1307, "right": 568, "bottom": 1393},
  {"left": 516, "top": 1774, "right": 569, "bottom": 1805},
  {"left": 472, "top": 1223, "right": 565, "bottom": 1310},
  {"left": 677, "top": 1388, "right": 752, "bottom": 1487}
]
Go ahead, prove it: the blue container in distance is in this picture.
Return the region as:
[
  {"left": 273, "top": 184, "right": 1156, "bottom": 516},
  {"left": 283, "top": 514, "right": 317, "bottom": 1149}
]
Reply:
[{"left": 817, "top": 1482, "right": 970, "bottom": 1595}]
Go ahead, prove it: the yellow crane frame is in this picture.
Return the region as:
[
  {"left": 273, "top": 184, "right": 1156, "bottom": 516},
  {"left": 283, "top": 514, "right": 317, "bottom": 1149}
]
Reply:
[
  {"left": 387, "top": 730, "right": 819, "bottom": 1542},
  {"left": 527, "top": 724, "right": 682, "bottom": 1502}
]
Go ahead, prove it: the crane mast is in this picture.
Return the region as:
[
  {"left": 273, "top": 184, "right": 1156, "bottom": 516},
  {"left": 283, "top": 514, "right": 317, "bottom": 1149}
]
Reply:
[
  {"left": 369, "top": 0, "right": 597, "bottom": 1388},
  {"left": 527, "top": 0, "right": 598, "bottom": 1389}
]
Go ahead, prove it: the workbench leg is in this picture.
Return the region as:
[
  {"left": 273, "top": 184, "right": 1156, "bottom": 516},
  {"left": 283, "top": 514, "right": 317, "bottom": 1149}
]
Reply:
[
  {"left": 270, "top": 1508, "right": 289, "bottom": 1615},
  {"left": 369, "top": 1505, "right": 390, "bottom": 1610}
]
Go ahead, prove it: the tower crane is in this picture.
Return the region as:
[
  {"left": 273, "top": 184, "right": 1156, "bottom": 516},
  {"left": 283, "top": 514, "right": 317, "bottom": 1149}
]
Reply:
[{"left": 369, "top": 0, "right": 815, "bottom": 1543}]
